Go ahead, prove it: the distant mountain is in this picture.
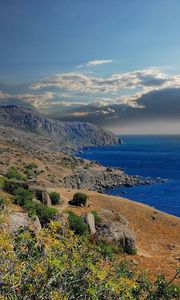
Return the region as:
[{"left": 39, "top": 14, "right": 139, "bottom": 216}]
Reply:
[{"left": 0, "top": 105, "right": 121, "bottom": 150}]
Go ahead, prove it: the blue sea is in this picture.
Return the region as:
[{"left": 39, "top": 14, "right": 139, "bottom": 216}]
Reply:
[{"left": 77, "top": 135, "right": 180, "bottom": 218}]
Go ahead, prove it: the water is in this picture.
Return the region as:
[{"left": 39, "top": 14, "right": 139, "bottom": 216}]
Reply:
[{"left": 77, "top": 135, "right": 180, "bottom": 217}]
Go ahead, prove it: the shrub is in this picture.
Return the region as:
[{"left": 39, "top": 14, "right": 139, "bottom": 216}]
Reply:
[
  {"left": 5, "top": 167, "right": 26, "bottom": 181},
  {"left": 124, "top": 245, "right": 137, "bottom": 255},
  {"left": 14, "top": 188, "right": 33, "bottom": 206},
  {"left": 70, "top": 192, "right": 88, "bottom": 207},
  {"left": 96, "top": 240, "right": 114, "bottom": 260},
  {"left": 68, "top": 211, "right": 88, "bottom": 235},
  {"left": 3, "top": 180, "right": 29, "bottom": 194},
  {"left": 23, "top": 200, "right": 38, "bottom": 217},
  {"left": 0, "top": 197, "right": 6, "bottom": 210},
  {"left": 0, "top": 176, "right": 6, "bottom": 189},
  {"left": 49, "top": 192, "right": 60, "bottom": 205},
  {"left": 36, "top": 204, "right": 58, "bottom": 226},
  {"left": 92, "top": 210, "right": 102, "bottom": 225},
  {"left": 26, "top": 163, "right": 38, "bottom": 170}
]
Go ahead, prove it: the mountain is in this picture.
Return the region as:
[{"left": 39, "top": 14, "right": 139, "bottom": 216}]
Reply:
[{"left": 0, "top": 105, "right": 121, "bottom": 150}]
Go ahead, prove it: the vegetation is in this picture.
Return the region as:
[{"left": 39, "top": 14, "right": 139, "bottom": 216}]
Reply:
[
  {"left": 5, "top": 167, "right": 26, "bottom": 181},
  {"left": 12, "top": 187, "right": 58, "bottom": 225},
  {"left": 0, "top": 219, "right": 179, "bottom": 299},
  {"left": 26, "top": 162, "right": 38, "bottom": 169},
  {"left": 92, "top": 210, "right": 102, "bottom": 225},
  {"left": 24, "top": 163, "right": 38, "bottom": 179},
  {"left": 70, "top": 192, "right": 88, "bottom": 207},
  {"left": 14, "top": 188, "right": 33, "bottom": 206},
  {"left": 68, "top": 211, "right": 88, "bottom": 235},
  {"left": 49, "top": 191, "right": 60, "bottom": 205}
]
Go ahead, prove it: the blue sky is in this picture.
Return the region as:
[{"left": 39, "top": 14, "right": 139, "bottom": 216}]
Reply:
[{"left": 1, "top": 0, "right": 180, "bottom": 133}]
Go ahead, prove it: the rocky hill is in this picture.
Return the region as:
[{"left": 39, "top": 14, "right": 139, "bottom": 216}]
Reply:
[{"left": 0, "top": 105, "right": 121, "bottom": 150}]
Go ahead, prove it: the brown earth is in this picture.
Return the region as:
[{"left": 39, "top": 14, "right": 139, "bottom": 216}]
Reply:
[{"left": 48, "top": 187, "right": 180, "bottom": 283}]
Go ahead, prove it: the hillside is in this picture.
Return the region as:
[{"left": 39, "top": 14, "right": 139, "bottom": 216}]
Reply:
[
  {"left": 52, "top": 188, "right": 180, "bottom": 282},
  {"left": 0, "top": 105, "right": 121, "bottom": 151}
]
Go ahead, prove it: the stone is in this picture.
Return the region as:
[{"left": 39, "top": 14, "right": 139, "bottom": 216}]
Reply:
[
  {"left": 96, "top": 220, "right": 136, "bottom": 254},
  {"left": 41, "top": 191, "right": 52, "bottom": 207},
  {"left": 86, "top": 213, "right": 96, "bottom": 234}
]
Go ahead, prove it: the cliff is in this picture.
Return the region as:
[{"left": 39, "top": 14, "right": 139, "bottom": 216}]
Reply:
[{"left": 0, "top": 105, "right": 121, "bottom": 150}]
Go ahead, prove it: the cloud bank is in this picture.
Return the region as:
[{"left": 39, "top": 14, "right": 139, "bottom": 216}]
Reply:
[{"left": 1, "top": 67, "right": 180, "bottom": 133}]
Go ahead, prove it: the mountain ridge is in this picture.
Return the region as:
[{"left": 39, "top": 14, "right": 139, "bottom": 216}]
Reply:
[{"left": 0, "top": 105, "right": 121, "bottom": 150}]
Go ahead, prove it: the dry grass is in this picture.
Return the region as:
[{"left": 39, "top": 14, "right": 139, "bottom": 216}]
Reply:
[{"left": 48, "top": 187, "right": 180, "bottom": 283}]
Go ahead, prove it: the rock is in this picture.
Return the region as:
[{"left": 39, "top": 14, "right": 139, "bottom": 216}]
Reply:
[
  {"left": 8, "top": 211, "right": 41, "bottom": 235},
  {"left": 41, "top": 191, "right": 52, "bottom": 207},
  {"left": 8, "top": 212, "right": 29, "bottom": 232},
  {"left": 86, "top": 213, "right": 96, "bottom": 234},
  {"left": 96, "top": 220, "right": 136, "bottom": 254},
  {"left": 31, "top": 216, "right": 42, "bottom": 235},
  {"left": 29, "top": 186, "right": 52, "bottom": 207}
]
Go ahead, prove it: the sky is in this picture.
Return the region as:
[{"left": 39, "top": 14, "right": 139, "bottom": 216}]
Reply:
[{"left": 1, "top": 0, "right": 180, "bottom": 134}]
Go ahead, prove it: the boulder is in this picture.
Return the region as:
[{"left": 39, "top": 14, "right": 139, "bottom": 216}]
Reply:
[
  {"left": 8, "top": 211, "right": 41, "bottom": 235},
  {"left": 86, "top": 213, "right": 96, "bottom": 234},
  {"left": 41, "top": 191, "right": 52, "bottom": 207},
  {"left": 96, "top": 220, "right": 136, "bottom": 254},
  {"left": 29, "top": 186, "right": 52, "bottom": 207}
]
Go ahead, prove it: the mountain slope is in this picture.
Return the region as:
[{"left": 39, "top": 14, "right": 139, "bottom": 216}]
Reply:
[{"left": 0, "top": 105, "right": 121, "bottom": 150}]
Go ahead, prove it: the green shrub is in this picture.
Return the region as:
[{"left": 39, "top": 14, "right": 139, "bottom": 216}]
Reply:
[
  {"left": 3, "top": 180, "right": 28, "bottom": 194},
  {"left": 26, "top": 163, "right": 38, "bottom": 170},
  {"left": 0, "top": 176, "right": 6, "bottom": 189},
  {"left": 0, "top": 197, "right": 6, "bottom": 210},
  {"left": 23, "top": 200, "right": 38, "bottom": 217},
  {"left": 14, "top": 188, "right": 33, "bottom": 206},
  {"left": 96, "top": 240, "right": 114, "bottom": 260},
  {"left": 49, "top": 192, "right": 60, "bottom": 205},
  {"left": 5, "top": 167, "right": 26, "bottom": 181},
  {"left": 70, "top": 192, "right": 88, "bottom": 207},
  {"left": 124, "top": 245, "right": 137, "bottom": 255},
  {"left": 36, "top": 204, "right": 58, "bottom": 226},
  {"left": 92, "top": 210, "right": 102, "bottom": 225},
  {"left": 68, "top": 211, "right": 88, "bottom": 235}
]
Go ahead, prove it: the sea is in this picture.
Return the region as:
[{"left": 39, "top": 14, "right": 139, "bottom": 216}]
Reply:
[{"left": 77, "top": 135, "right": 180, "bottom": 218}]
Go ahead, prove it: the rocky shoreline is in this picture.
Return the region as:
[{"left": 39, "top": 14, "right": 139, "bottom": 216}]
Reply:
[{"left": 62, "top": 165, "right": 166, "bottom": 192}]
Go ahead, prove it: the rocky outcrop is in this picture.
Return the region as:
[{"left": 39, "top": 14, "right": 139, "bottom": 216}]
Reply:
[
  {"left": 96, "top": 220, "right": 136, "bottom": 254},
  {"left": 63, "top": 167, "right": 161, "bottom": 192},
  {"left": 0, "top": 105, "right": 121, "bottom": 150}
]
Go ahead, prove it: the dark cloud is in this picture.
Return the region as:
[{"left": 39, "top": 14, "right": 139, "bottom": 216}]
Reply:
[{"left": 48, "top": 88, "right": 180, "bottom": 131}]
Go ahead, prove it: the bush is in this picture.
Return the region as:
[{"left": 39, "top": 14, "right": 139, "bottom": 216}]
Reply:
[
  {"left": 3, "top": 180, "right": 29, "bottom": 194},
  {"left": 70, "top": 192, "right": 88, "bottom": 207},
  {"left": 0, "top": 176, "right": 6, "bottom": 189},
  {"left": 92, "top": 210, "right": 102, "bottom": 225},
  {"left": 68, "top": 211, "right": 88, "bottom": 235},
  {"left": 0, "top": 197, "right": 6, "bottom": 210},
  {"left": 14, "top": 188, "right": 33, "bottom": 206},
  {"left": 124, "top": 245, "right": 137, "bottom": 255},
  {"left": 23, "top": 200, "right": 38, "bottom": 217},
  {"left": 36, "top": 204, "right": 58, "bottom": 226},
  {"left": 5, "top": 167, "right": 26, "bottom": 181},
  {"left": 26, "top": 163, "right": 38, "bottom": 170},
  {"left": 49, "top": 192, "right": 60, "bottom": 205}
]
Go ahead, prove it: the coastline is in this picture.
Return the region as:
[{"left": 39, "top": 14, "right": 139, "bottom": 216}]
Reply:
[{"left": 76, "top": 137, "right": 180, "bottom": 218}]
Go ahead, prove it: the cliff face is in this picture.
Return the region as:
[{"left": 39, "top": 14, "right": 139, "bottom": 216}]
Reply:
[{"left": 0, "top": 105, "right": 121, "bottom": 149}]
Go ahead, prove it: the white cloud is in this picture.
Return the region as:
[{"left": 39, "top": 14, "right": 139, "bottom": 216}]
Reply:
[
  {"left": 76, "top": 59, "right": 113, "bottom": 69},
  {"left": 29, "top": 68, "right": 180, "bottom": 108},
  {"left": 2, "top": 67, "right": 180, "bottom": 112}
]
